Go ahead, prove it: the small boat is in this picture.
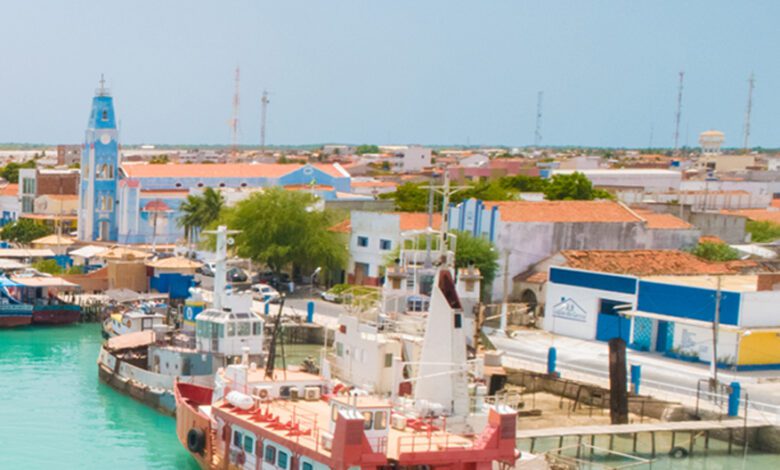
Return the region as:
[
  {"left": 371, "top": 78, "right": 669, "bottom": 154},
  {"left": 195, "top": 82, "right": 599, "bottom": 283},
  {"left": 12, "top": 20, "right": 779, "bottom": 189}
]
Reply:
[
  {"left": 0, "top": 277, "right": 33, "bottom": 328},
  {"left": 102, "top": 304, "right": 167, "bottom": 339},
  {"left": 10, "top": 272, "right": 81, "bottom": 325}
]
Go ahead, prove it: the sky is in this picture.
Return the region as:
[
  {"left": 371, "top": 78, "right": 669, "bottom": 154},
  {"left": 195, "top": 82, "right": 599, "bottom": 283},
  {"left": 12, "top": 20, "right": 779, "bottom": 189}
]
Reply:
[{"left": 0, "top": 1, "right": 777, "bottom": 148}]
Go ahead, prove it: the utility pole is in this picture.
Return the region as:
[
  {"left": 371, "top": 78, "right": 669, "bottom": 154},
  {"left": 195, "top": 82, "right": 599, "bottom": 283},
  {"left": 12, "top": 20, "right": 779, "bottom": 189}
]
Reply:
[
  {"left": 673, "top": 71, "right": 685, "bottom": 155},
  {"left": 499, "top": 248, "right": 510, "bottom": 333},
  {"left": 260, "top": 90, "right": 270, "bottom": 154},
  {"left": 534, "top": 91, "right": 543, "bottom": 147},
  {"left": 743, "top": 72, "right": 755, "bottom": 155},
  {"left": 230, "top": 66, "right": 241, "bottom": 159},
  {"left": 711, "top": 275, "right": 722, "bottom": 392}
]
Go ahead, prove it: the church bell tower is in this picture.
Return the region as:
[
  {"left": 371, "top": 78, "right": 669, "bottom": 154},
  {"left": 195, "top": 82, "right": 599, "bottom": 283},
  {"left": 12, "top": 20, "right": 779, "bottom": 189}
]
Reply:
[{"left": 78, "top": 76, "right": 119, "bottom": 241}]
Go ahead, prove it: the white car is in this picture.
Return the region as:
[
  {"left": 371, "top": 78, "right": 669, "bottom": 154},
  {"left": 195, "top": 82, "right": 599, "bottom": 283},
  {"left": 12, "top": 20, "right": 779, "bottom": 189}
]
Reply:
[{"left": 251, "top": 283, "right": 280, "bottom": 303}]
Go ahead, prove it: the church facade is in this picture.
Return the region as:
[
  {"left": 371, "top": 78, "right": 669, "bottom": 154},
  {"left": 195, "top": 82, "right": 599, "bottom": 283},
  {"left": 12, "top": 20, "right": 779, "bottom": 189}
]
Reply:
[{"left": 77, "top": 84, "right": 353, "bottom": 246}]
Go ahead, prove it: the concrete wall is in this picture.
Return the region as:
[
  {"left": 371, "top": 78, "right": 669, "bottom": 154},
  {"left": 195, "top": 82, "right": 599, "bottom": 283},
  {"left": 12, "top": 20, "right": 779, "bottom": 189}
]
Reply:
[
  {"left": 348, "top": 211, "right": 400, "bottom": 281},
  {"left": 640, "top": 203, "right": 747, "bottom": 244},
  {"left": 324, "top": 198, "right": 394, "bottom": 212}
]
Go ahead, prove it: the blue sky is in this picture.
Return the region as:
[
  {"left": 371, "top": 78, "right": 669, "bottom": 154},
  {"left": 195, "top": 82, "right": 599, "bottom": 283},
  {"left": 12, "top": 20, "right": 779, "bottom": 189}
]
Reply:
[{"left": 0, "top": 1, "right": 777, "bottom": 148}]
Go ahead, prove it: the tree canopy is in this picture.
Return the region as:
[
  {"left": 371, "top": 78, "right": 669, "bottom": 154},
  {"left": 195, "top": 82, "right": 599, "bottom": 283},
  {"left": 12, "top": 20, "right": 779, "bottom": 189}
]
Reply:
[
  {"left": 179, "top": 188, "right": 225, "bottom": 242},
  {"left": 379, "top": 182, "right": 442, "bottom": 212},
  {"left": 1, "top": 160, "right": 36, "bottom": 184},
  {"left": 1, "top": 219, "right": 52, "bottom": 244},
  {"left": 214, "top": 188, "right": 347, "bottom": 278},
  {"left": 690, "top": 241, "right": 740, "bottom": 261},
  {"left": 746, "top": 220, "right": 780, "bottom": 243},
  {"left": 451, "top": 230, "right": 498, "bottom": 300},
  {"left": 355, "top": 144, "right": 380, "bottom": 155},
  {"left": 543, "top": 172, "right": 614, "bottom": 201}
]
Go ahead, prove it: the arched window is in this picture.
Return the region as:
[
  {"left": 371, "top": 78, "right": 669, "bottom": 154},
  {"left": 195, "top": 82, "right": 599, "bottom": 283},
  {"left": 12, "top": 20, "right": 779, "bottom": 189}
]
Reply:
[
  {"left": 107, "top": 165, "right": 114, "bottom": 179},
  {"left": 101, "top": 110, "right": 108, "bottom": 121}
]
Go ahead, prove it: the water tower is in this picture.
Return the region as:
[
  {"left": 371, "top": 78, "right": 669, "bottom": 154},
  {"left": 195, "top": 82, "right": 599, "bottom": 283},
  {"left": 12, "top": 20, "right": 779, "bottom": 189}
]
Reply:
[{"left": 699, "top": 130, "right": 725, "bottom": 156}]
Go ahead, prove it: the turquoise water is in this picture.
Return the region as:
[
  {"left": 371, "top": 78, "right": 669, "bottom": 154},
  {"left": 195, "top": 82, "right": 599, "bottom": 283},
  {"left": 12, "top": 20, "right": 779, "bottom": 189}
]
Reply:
[{"left": 0, "top": 323, "right": 198, "bottom": 470}]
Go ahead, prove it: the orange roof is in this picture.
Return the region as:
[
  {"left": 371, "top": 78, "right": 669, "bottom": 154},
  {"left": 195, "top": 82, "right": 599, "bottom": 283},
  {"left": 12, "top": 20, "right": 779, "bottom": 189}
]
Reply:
[
  {"left": 633, "top": 209, "right": 692, "bottom": 229},
  {"left": 398, "top": 212, "right": 443, "bottom": 231},
  {"left": 328, "top": 219, "right": 351, "bottom": 234},
  {"left": 122, "top": 163, "right": 345, "bottom": 179},
  {"left": 772, "top": 199, "right": 780, "bottom": 209},
  {"left": 722, "top": 208, "right": 780, "bottom": 225},
  {"left": 488, "top": 201, "right": 641, "bottom": 223},
  {"left": 699, "top": 235, "right": 726, "bottom": 245},
  {"left": 0, "top": 183, "right": 18, "bottom": 196},
  {"left": 561, "top": 250, "right": 736, "bottom": 276}
]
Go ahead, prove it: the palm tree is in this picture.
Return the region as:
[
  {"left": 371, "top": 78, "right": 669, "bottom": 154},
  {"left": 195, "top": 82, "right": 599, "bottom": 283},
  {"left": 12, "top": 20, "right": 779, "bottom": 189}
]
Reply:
[{"left": 178, "top": 188, "right": 225, "bottom": 245}]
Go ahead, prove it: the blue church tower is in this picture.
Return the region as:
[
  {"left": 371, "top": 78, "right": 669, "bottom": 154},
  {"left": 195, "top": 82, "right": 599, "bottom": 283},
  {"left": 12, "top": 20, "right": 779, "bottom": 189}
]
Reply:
[{"left": 78, "top": 77, "right": 120, "bottom": 241}]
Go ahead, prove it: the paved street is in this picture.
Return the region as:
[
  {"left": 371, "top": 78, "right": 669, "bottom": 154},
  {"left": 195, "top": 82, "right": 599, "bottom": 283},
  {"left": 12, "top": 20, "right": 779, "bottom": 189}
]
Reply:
[{"left": 490, "top": 329, "right": 780, "bottom": 415}]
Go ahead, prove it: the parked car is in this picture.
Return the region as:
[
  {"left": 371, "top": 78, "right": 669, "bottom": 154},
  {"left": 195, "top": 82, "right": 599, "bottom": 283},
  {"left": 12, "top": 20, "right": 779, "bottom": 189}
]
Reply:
[
  {"left": 252, "top": 271, "right": 291, "bottom": 290},
  {"left": 196, "top": 264, "right": 248, "bottom": 283},
  {"left": 251, "top": 283, "right": 281, "bottom": 303}
]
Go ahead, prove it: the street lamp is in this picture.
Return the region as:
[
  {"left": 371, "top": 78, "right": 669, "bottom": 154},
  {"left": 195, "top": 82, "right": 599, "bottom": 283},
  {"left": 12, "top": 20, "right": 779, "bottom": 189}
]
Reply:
[{"left": 309, "top": 266, "right": 322, "bottom": 298}]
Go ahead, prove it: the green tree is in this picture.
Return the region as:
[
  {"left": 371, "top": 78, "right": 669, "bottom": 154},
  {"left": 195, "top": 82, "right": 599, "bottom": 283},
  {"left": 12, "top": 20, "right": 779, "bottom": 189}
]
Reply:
[
  {"left": 451, "top": 180, "right": 515, "bottom": 204},
  {"left": 690, "top": 241, "right": 740, "bottom": 261},
  {"left": 499, "top": 174, "right": 549, "bottom": 193},
  {"left": 452, "top": 230, "right": 498, "bottom": 300},
  {"left": 149, "top": 154, "right": 170, "bottom": 164},
  {"left": 33, "top": 259, "right": 64, "bottom": 275},
  {"left": 543, "top": 172, "right": 613, "bottom": 201},
  {"left": 746, "top": 220, "right": 780, "bottom": 243},
  {"left": 178, "top": 188, "right": 225, "bottom": 242},
  {"left": 1, "top": 219, "right": 53, "bottom": 244},
  {"left": 1, "top": 160, "right": 37, "bottom": 184},
  {"left": 356, "top": 144, "right": 380, "bottom": 155},
  {"left": 379, "top": 182, "right": 442, "bottom": 212},
  {"left": 214, "top": 188, "right": 347, "bottom": 277}
]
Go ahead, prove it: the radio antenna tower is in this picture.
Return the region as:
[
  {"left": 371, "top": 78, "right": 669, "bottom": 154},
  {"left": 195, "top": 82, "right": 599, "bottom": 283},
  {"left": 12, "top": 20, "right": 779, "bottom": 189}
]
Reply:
[
  {"left": 742, "top": 72, "right": 755, "bottom": 154},
  {"left": 673, "top": 71, "right": 684, "bottom": 154},
  {"left": 534, "top": 91, "right": 543, "bottom": 147},
  {"left": 260, "top": 90, "right": 270, "bottom": 154},
  {"left": 230, "top": 66, "right": 240, "bottom": 159}
]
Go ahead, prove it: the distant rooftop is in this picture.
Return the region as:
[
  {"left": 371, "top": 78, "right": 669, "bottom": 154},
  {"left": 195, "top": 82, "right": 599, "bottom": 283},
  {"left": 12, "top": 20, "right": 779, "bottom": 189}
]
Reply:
[
  {"left": 561, "top": 250, "right": 735, "bottom": 277},
  {"left": 121, "top": 162, "right": 348, "bottom": 179},
  {"left": 486, "top": 200, "right": 641, "bottom": 223}
]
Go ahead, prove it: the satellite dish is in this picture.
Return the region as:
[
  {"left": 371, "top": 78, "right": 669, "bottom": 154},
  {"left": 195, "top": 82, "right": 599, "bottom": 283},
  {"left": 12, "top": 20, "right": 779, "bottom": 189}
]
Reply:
[{"left": 227, "top": 237, "right": 235, "bottom": 246}]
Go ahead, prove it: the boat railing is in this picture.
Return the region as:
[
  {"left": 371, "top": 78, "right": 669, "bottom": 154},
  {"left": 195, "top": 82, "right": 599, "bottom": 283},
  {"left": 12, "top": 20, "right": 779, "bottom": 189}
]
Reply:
[{"left": 396, "top": 431, "right": 472, "bottom": 454}]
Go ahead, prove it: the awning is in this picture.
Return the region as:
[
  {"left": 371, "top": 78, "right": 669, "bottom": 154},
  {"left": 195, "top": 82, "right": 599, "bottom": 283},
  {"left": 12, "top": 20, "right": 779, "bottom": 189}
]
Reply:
[
  {"left": 623, "top": 310, "right": 780, "bottom": 334},
  {"left": 106, "top": 330, "right": 155, "bottom": 351},
  {"left": 11, "top": 276, "right": 78, "bottom": 288},
  {"left": 70, "top": 245, "right": 108, "bottom": 258}
]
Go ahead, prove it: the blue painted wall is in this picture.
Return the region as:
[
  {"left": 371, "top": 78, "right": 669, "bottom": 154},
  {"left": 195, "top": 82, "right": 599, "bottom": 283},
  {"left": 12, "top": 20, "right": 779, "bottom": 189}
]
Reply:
[
  {"left": 549, "top": 267, "right": 637, "bottom": 295},
  {"left": 637, "top": 280, "right": 740, "bottom": 326}
]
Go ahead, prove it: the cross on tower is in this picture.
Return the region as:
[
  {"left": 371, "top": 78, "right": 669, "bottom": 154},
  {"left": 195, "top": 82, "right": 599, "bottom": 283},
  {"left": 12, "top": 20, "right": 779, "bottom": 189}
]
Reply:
[{"left": 98, "top": 74, "right": 106, "bottom": 95}]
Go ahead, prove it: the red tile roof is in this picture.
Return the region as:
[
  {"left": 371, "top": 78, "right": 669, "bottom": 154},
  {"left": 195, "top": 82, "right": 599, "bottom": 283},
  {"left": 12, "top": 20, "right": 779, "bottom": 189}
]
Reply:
[
  {"left": 0, "top": 184, "right": 18, "bottom": 197},
  {"left": 561, "top": 250, "right": 736, "bottom": 276},
  {"left": 722, "top": 208, "right": 780, "bottom": 225},
  {"left": 398, "top": 212, "right": 443, "bottom": 231},
  {"left": 487, "top": 201, "right": 641, "bottom": 223},
  {"left": 328, "top": 219, "right": 351, "bottom": 234},
  {"left": 633, "top": 209, "right": 693, "bottom": 229},
  {"left": 122, "top": 163, "right": 345, "bottom": 179}
]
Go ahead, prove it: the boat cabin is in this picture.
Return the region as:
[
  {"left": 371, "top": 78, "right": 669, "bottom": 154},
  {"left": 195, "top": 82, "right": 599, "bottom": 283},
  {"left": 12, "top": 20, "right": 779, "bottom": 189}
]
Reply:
[
  {"left": 110, "top": 309, "right": 166, "bottom": 337},
  {"left": 195, "top": 308, "right": 264, "bottom": 365}
]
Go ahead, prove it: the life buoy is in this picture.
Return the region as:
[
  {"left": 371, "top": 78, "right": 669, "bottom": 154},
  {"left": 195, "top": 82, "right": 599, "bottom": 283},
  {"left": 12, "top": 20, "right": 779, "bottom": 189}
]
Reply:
[
  {"left": 187, "top": 428, "right": 206, "bottom": 454},
  {"left": 236, "top": 450, "right": 246, "bottom": 465},
  {"left": 258, "top": 388, "right": 270, "bottom": 400},
  {"left": 669, "top": 446, "right": 688, "bottom": 459}
]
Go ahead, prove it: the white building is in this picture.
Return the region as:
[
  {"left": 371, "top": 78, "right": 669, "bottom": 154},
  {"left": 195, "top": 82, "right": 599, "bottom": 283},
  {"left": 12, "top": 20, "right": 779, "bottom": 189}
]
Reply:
[
  {"left": 343, "top": 210, "right": 442, "bottom": 285},
  {"left": 551, "top": 169, "right": 682, "bottom": 192}
]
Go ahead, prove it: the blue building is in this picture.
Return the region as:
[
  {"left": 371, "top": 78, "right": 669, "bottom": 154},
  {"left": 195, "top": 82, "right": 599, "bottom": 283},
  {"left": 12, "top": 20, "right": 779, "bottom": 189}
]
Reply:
[{"left": 77, "top": 80, "right": 119, "bottom": 242}]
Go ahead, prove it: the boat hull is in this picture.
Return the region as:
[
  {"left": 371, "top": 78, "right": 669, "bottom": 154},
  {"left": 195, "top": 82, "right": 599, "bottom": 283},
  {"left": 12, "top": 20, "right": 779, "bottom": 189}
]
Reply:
[
  {"left": 32, "top": 306, "right": 81, "bottom": 325},
  {"left": 174, "top": 382, "right": 214, "bottom": 469},
  {"left": 0, "top": 315, "right": 32, "bottom": 328}
]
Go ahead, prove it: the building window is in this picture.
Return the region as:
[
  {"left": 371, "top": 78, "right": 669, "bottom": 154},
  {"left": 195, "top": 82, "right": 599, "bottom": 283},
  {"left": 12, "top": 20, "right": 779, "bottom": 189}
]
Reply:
[
  {"left": 362, "top": 411, "right": 373, "bottom": 430},
  {"left": 380, "top": 239, "right": 391, "bottom": 250},
  {"left": 243, "top": 434, "right": 254, "bottom": 454},
  {"left": 277, "top": 450, "right": 289, "bottom": 469},
  {"left": 454, "top": 313, "right": 462, "bottom": 329},
  {"left": 253, "top": 322, "right": 262, "bottom": 335},
  {"left": 264, "top": 445, "right": 276, "bottom": 463},
  {"left": 336, "top": 342, "right": 343, "bottom": 357},
  {"left": 302, "top": 463, "right": 313, "bottom": 470},
  {"left": 227, "top": 323, "right": 235, "bottom": 337},
  {"left": 374, "top": 411, "right": 387, "bottom": 430},
  {"left": 237, "top": 322, "right": 250, "bottom": 336},
  {"left": 233, "top": 430, "right": 242, "bottom": 448},
  {"left": 357, "top": 236, "right": 368, "bottom": 247}
]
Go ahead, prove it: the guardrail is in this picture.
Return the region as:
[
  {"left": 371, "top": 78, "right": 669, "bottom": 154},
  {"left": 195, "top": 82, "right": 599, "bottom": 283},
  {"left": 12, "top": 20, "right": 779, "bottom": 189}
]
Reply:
[{"left": 503, "top": 355, "right": 780, "bottom": 425}]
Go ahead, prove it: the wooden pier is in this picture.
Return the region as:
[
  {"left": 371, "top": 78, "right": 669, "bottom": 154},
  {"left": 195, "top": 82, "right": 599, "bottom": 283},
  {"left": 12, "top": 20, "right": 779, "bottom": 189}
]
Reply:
[{"left": 520, "top": 419, "right": 767, "bottom": 458}]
